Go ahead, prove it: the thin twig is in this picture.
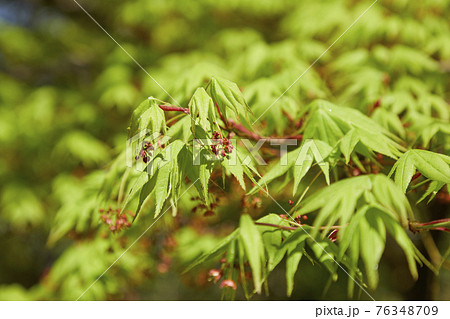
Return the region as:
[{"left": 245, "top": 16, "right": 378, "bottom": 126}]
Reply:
[
  {"left": 255, "top": 222, "right": 342, "bottom": 231},
  {"left": 158, "top": 103, "right": 302, "bottom": 142},
  {"left": 158, "top": 104, "right": 190, "bottom": 114},
  {"left": 409, "top": 218, "right": 450, "bottom": 233}
]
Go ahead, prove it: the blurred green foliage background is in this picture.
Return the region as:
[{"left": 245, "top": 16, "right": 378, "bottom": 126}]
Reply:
[{"left": 0, "top": 0, "right": 448, "bottom": 300}]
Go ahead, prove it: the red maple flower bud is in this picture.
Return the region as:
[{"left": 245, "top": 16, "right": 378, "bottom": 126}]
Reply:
[
  {"left": 328, "top": 229, "right": 339, "bottom": 242},
  {"left": 142, "top": 141, "right": 152, "bottom": 149},
  {"left": 220, "top": 279, "right": 237, "bottom": 290},
  {"left": 203, "top": 210, "right": 215, "bottom": 217},
  {"left": 224, "top": 145, "right": 233, "bottom": 154},
  {"left": 208, "top": 269, "right": 222, "bottom": 283},
  {"left": 372, "top": 99, "right": 381, "bottom": 109},
  {"left": 352, "top": 168, "right": 361, "bottom": 176}
]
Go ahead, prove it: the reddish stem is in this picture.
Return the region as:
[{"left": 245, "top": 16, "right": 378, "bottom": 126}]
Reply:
[
  {"left": 228, "top": 118, "right": 302, "bottom": 142},
  {"left": 215, "top": 101, "right": 227, "bottom": 127},
  {"left": 411, "top": 172, "right": 422, "bottom": 181},
  {"left": 158, "top": 104, "right": 190, "bottom": 114},
  {"left": 255, "top": 222, "right": 341, "bottom": 231},
  {"left": 227, "top": 118, "right": 260, "bottom": 140},
  {"left": 158, "top": 103, "right": 303, "bottom": 142},
  {"left": 409, "top": 218, "right": 450, "bottom": 233}
]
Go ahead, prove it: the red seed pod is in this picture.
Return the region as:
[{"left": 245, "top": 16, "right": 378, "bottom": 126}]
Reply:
[
  {"left": 203, "top": 210, "right": 215, "bottom": 217},
  {"left": 208, "top": 269, "right": 222, "bottom": 283},
  {"left": 142, "top": 141, "right": 152, "bottom": 149},
  {"left": 143, "top": 155, "right": 151, "bottom": 163},
  {"left": 328, "top": 229, "right": 339, "bottom": 242},
  {"left": 280, "top": 214, "right": 288, "bottom": 220},
  {"left": 302, "top": 215, "right": 308, "bottom": 220},
  {"left": 372, "top": 99, "right": 381, "bottom": 110},
  {"left": 224, "top": 145, "right": 233, "bottom": 154},
  {"left": 288, "top": 200, "right": 294, "bottom": 205},
  {"left": 251, "top": 197, "right": 262, "bottom": 208},
  {"left": 220, "top": 279, "right": 237, "bottom": 290}
]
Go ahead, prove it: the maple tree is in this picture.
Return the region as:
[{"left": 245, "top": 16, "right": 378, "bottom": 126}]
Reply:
[{"left": 0, "top": 0, "right": 448, "bottom": 300}]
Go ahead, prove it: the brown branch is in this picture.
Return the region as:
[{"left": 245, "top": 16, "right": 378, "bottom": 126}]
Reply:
[
  {"left": 416, "top": 218, "right": 450, "bottom": 226},
  {"left": 257, "top": 218, "right": 450, "bottom": 236},
  {"left": 228, "top": 118, "right": 302, "bottom": 142},
  {"left": 227, "top": 118, "right": 260, "bottom": 140},
  {"left": 158, "top": 104, "right": 303, "bottom": 142}
]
